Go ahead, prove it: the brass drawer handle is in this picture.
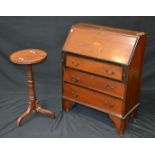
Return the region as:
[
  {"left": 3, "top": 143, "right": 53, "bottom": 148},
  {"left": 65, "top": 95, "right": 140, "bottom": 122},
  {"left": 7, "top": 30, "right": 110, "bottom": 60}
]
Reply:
[
  {"left": 103, "top": 100, "right": 114, "bottom": 108},
  {"left": 105, "top": 70, "right": 115, "bottom": 75},
  {"left": 71, "top": 59, "right": 80, "bottom": 67},
  {"left": 71, "top": 91, "right": 79, "bottom": 98},
  {"left": 104, "top": 84, "right": 115, "bottom": 90},
  {"left": 71, "top": 75, "right": 80, "bottom": 82}
]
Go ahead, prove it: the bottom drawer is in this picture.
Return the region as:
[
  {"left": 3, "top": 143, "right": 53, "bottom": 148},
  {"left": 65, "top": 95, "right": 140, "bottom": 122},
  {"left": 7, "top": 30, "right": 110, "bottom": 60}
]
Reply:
[{"left": 63, "top": 82, "right": 124, "bottom": 115}]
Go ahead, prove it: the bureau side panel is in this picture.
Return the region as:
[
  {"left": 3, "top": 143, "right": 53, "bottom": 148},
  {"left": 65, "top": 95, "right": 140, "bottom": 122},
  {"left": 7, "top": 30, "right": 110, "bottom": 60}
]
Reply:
[{"left": 124, "top": 34, "right": 147, "bottom": 114}]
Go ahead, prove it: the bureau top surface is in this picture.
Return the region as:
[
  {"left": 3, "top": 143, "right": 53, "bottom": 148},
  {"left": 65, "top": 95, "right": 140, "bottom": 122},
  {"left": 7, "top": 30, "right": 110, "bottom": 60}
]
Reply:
[{"left": 63, "top": 23, "right": 146, "bottom": 65}]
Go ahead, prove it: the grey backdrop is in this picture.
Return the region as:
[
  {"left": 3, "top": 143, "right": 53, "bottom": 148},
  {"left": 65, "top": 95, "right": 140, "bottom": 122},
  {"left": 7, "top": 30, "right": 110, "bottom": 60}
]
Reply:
[{"left": 0, "top": 16, "right": 155, "bottom": 137}]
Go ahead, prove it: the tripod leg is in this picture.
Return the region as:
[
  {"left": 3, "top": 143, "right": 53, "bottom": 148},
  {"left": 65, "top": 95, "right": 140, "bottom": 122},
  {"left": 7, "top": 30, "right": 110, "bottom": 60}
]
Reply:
[
  {"left": 16, "top": 103, "right": 33, "bottom": 127},
  {"left": 35, "top": 101, "right": 56, "bottom": 119}
]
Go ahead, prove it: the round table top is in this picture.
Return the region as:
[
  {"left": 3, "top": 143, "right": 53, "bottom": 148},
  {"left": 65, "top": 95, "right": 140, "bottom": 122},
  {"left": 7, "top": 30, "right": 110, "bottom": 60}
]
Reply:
[{"left": 10, "top": 49, "right": 47, "bottom": 65}]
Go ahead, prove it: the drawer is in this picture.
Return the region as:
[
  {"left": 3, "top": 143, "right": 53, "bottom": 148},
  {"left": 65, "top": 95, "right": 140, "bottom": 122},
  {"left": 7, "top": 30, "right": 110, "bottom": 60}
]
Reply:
[
  {"left": 63, "top": 82, "right": 123, "bottom": 115},
  {"left": 66, "top": 55, "right": 123, "bottom": 81},
  {"left": 64, "top": 68, "right": 125, "bottom": 99}
]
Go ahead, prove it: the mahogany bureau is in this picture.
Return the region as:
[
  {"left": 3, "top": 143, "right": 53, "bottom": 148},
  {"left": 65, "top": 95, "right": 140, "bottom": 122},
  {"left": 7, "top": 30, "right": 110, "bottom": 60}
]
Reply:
[{"left": 62, "top": 23, "right": 147, "bottom": 134}]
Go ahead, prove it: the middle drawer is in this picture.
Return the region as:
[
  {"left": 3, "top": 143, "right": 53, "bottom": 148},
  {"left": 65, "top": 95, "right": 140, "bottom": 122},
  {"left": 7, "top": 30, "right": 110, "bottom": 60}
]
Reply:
[{"left": 64, "top": 68, "right": 125, "bottom": 99}]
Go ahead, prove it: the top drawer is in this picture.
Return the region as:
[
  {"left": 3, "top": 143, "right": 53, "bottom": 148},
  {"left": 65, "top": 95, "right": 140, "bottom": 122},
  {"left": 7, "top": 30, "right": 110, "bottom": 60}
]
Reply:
[{"left": 66, "top": 55, "right": 123, "bottom": 81}]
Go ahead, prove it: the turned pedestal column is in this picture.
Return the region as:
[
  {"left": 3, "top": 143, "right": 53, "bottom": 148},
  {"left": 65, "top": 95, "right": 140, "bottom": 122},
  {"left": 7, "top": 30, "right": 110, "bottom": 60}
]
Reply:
[{"left": 10, "top": 49, "right": 56, "bottom": 126}]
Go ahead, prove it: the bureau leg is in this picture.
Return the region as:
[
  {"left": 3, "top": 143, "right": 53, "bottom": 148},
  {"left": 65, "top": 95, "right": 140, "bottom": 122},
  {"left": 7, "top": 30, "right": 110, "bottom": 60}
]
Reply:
[
  {"left": 63, "top": 99, "right": 74, "bottom": 112},
  {"left": 109, "top": 115, "right": 128, "bottom": 134}
]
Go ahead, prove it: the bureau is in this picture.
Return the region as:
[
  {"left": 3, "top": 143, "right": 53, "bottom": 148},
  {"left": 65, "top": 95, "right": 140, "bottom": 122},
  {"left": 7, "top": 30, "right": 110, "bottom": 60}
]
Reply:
[{"left": 62, "top": 23, "right": 147, "bottom": 134}]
